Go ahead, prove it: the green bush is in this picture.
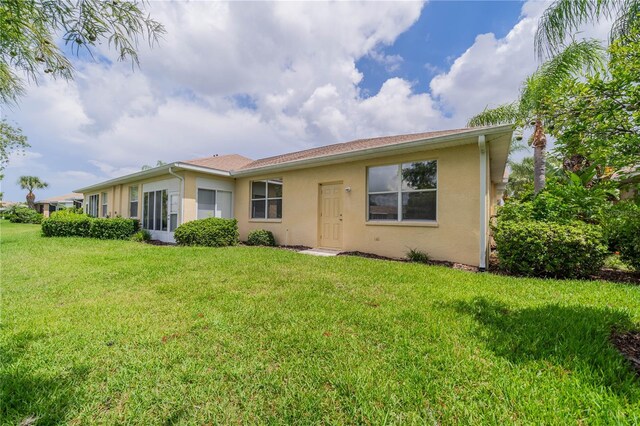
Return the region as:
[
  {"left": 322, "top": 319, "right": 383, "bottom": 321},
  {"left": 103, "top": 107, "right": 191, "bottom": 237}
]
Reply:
[
  {"left": 7, "top": 206, "right": 43, "bottom": 224},
  {"left": 174, "top": 217, "right": 238, "bottom": 247},
  {"left": 601, "top": 201, "right": 640, "bottom": 270},
  {"left": 493, "top": 220, "right": 607, "bottom": 278},
  {"left": 42, "top": 210, "right": 92, "bottom": 237},
  {"left": 130, "top": 229, "right": 152, "bottom": 243},
  {"left": 89, "top": 217, "right": 137, "bottom": 240},
  {"left": 406, "top": 248, "right": 430, "bottom": 263},
  {"left": 246, "top": 229, "right": 276, "bottom": 246}
]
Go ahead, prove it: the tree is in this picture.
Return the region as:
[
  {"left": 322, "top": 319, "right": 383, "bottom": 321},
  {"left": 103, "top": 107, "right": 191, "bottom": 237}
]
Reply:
[
  {"left": 18, "top": 175, "right": 48, "bottom": 209},
  {"left": 467, "top": 39, "right": 604, "bottom": 193},
  {"left": 0, "top": 118, "right": 29, "bottom": 171},
  {"left": 505, "top": 156, "right": 562, "bottom": 199},
  {"left": 543, "top": 29, "right": 640, "bottom": 178},
  {"left": 141, "top": 160, "right": 166, "bottom": 171},
  {"left": 1, "top": 0, "right": 165, "bottom": 105},
  {"left": 536, "top": 0, "right": 640, "bottom": 59}
]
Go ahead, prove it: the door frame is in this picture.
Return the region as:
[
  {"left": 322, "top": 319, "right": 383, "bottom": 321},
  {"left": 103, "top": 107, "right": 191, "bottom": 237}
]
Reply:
[{"left": 317, "top": 181, "right": 344, "bottom": 249}]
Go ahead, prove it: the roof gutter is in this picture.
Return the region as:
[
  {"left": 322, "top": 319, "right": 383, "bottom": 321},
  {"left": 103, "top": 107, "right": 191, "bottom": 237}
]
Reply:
[
  {"left": 478, "top": 135, "right": 488, "bottom": 272},
  {"left": 231, "top": 124, "right": 513, "bottom": 177}
]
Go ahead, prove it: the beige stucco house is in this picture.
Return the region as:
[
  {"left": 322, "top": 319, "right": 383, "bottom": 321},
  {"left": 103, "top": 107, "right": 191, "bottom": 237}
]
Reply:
[
  {"left": 34, "top": 193, "right": 84, "bottom": 218},
  {"left": 75, "top": 125, "right": 512, "bottom": 269}
]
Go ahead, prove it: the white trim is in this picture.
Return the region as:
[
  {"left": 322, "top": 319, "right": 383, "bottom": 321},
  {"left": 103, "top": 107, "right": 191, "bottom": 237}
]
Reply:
[
  {"left": 168, "top": 167, "right": 184, "bottom": 227},
  {"left": 478, "top": 135, "right": 488, "bottom": 271}
]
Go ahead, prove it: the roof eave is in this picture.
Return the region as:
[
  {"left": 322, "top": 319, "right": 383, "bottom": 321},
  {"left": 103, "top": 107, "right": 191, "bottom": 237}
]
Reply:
[
  {"left": 74, "top": 162, "right": 232, "bottom": 193},
  {"left": 231, "top": 124, "right": 514, "bottom": 177}
]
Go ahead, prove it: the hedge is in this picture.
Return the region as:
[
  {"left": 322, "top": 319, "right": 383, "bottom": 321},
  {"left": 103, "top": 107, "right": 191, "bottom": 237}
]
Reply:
[
  {"left": 41, "top": 211, "right": 137, "bottom": 240},
  {"left": 601, "top": 202, "right": 640, "bottom": 270},
  {"left": 493, "top": 220, "right": 607, "bottom": 278},
  {"left": 89, "top": 218, "right": 138, "bottom": 240},
  {"left": 41, "top": 210, "right": 92, "bottom": 237},
  {"left": 7, "top": 206, "right": 43, "bottom": 224},
  {"left": 174, "top": 217, "right": 238, "bottom": 247},
  {"left": 246, "top": 229, "right": 276, "bottom": 246}
]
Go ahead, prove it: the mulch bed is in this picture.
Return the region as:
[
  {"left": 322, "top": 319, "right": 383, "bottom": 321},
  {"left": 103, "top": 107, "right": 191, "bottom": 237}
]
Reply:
[
  {"left": 488, "top": 254, "right": 640, "bottom": 285},
  {"left": 338, "top": 251, "right": 479, "bottom": 272},
  {"left": 147, "top": 240, "right": 176, "bottom": 246},
  {"left": 611, "top": 330, "right": 640, "bottom": 375}
]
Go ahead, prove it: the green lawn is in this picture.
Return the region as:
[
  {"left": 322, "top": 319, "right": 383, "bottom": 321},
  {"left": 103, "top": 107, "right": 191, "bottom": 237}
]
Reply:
[{"left": 2, "top": 221, "right": 640, "bottom": 424}]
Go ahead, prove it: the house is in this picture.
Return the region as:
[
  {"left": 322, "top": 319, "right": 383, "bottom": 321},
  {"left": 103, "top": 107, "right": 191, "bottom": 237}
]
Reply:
[
  {"left": 75, "top": 125, "right": 512, "bottom": 269},
  {"left": 34, "top": 193, "right": 84, "bottom": 217}
]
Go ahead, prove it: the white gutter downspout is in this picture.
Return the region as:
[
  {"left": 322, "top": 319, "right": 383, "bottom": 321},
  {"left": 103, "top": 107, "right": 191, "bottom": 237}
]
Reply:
[
  {"left": 478, "top": 135, "right": 488, "bottom": 272},
  {"left": 168, "top": 167, "right": 184, "bottom": 226}
]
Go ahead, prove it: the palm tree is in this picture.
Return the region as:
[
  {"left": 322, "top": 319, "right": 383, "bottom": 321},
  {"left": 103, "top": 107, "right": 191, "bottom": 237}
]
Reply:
[
  {"left": 506, "top": 156, "right": 562, "bottom": 199},
  {"left": 467, "top": 40, "right": 604, "bottom": 193},
  {"left": 18, "top": 176, "right": 48, "bottom": 209},
  {"left": 536, "top": 0, "right": 640, "bottom": 59}
]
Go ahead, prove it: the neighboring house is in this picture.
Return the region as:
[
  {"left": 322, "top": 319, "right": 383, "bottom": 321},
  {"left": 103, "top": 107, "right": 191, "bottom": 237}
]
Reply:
[
  {"left": 34, "top": 193, "right": 84, "bottom": 218},
  {"left": 75, "top": 125, "right": 512, "bottom": 269}
]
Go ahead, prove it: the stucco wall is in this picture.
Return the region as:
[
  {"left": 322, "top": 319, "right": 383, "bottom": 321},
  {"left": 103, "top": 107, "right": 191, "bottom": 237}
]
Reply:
[{"left": 234, "top": 143, "right": 486, "bottom": 266}]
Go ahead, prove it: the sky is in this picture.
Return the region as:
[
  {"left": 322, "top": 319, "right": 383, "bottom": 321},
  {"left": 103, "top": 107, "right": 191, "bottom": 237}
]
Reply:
[{"left": 0, "top": 0, "right": 607, "bottom": 202}]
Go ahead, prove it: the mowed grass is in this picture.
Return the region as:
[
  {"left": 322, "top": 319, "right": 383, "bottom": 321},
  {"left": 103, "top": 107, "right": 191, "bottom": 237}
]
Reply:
[{"left": 1, "top": 221, "right": 640, "bottom": 424}]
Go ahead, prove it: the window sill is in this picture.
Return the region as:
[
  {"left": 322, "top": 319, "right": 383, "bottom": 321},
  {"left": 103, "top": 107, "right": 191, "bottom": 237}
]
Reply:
[
  {"left": 366, "top": 221, "right": 438, "bottom": 227},
  {"left": 249, "top": 219, "right": 282, "bottom": 223}
]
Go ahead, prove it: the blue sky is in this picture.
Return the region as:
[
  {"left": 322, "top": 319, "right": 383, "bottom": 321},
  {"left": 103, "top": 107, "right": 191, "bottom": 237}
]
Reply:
[
  {"left": 357, "top": 1, "right": 524, "bottom": 100},
  {"left": 3, "top": 0, "right": 563, "bottom": 202}
]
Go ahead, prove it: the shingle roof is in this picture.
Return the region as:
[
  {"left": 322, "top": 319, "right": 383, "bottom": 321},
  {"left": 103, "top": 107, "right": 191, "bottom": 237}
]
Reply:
[
  {"left": 36, "top": 192, "right": 84, "bottom": 203},
  {"left": 238, "top": 128, "right": 484, "bottom": 171},
  {"left": 181, "top": 154, "right": 253, "bottom": 171}
]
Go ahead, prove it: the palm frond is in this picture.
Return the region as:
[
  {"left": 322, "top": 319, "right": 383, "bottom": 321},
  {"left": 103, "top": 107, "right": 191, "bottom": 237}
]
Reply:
[
  {"left": 610, "top": 0, "right": 640, "bottom": 43},
  {"left": 467, "top": 103, "right": 520, "bottom": 127},
  {"left": 535, "top": 0, "right": 621, "bottom": 59},
  {"left": 521, "top": 39, "right": 605, "bottom": 110},
  {"left": 537, "top": 39, "right": 605, "bottom": 86}
]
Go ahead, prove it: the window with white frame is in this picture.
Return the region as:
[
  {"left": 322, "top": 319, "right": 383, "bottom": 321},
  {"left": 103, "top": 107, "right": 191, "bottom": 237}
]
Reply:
[
  {"left": 143, "top": 190, "right": 167, "bottom": 231},
  {"left": 197, "top": 188, "right": 233, "bottom": 219},
  {"left": 251, "top": 179, "right": 282, "bottom": 219},
  {"left": 129, "top": 185, "right": 139, "bottom": 218},
  {"left": 101, "top": 192, "right": 108, "bottom": 217},
  {"left": 367, "top": 160, "right": 437, "bottom": 221},
  {"left": 87, "top": 194, "right": 99, "bottom": 217}
]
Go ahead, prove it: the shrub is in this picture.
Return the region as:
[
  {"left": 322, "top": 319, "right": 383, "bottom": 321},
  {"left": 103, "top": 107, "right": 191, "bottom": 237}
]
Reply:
[
  {"left": 601, "top": 201, "right": 640, "bottom": 270},
  {"left": 89, "top": 217, "right": 137, "bottom": 240},
  {"left": 8, "top": 206, "right": 43, "bottom": 224},
  {"left": 406, "top": 248, "right": 430, "bottom": 263},
  {"left": 42, "top": 210, "right": 92, "bottom": 237},
  {"left": 246, "top": 229, "right": 276, "bottom": 246},
  {"left": 130, "top": 229, "right": 152, "bottom": 243},
  {"left": 174, "top": 217, "right": 238, "bottom": 247},
  {"left": 493, "top": 220, "right": 607, "bottom": 278}
]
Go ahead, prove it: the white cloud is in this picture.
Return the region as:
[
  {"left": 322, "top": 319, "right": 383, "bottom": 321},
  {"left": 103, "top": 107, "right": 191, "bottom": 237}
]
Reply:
[{"left": 1, "top": 0, "right": 611, "bottom": 201}]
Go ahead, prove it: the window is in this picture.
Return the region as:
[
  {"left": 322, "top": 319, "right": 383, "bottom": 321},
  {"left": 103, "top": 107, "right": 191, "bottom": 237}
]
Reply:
[
  {"left": 197, "top": 188, "right": 216, "bottom": 219},
  {"left": 367, "top": 160, "right": 437, "bottom": 222},
  {"left": 142, "top": 190, "right": 167, "bottom": 231},
  {"left": 129, "top": 186, "right": 139, "bottom": 218},
  {"left": 101, "top": 192, "right": 108, "bottom": 217},
  {"left": 198, "top": 188, "right": 233, "bottom": 219},
  {"left": 87, "top": 194, "right": 99, "bottom": 217},
  {"left": 251, "top": 179, "right": 282, "bottom": 219}
]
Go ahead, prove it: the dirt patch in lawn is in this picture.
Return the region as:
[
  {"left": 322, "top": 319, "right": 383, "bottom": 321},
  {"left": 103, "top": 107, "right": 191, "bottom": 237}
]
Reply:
[{"left": 611, "top": 330, "right": 640, "bottom": 375}]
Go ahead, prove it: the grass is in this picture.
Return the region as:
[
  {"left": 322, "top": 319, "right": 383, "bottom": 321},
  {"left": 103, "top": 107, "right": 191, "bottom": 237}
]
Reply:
[{"left": 1, "top": 221, "right": 640, "bottom": 424}]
